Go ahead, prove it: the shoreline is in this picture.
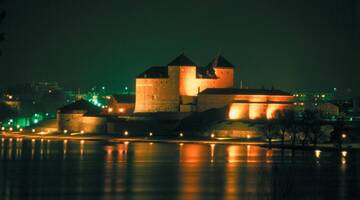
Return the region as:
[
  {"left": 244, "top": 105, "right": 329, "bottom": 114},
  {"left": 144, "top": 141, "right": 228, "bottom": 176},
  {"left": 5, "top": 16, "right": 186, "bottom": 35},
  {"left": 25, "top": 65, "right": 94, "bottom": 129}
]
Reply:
[{"left": 2, "top": 131, "right": 360, "bottom": 151}]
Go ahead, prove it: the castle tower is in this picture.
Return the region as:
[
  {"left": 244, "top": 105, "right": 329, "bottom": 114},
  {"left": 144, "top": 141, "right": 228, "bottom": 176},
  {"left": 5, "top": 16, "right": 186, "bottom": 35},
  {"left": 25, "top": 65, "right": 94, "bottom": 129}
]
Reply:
[
  {"left": 167, "top": 53, "right": 198, "bottom": 96},
  {"left": 206, "top": 55, "right": 235, "bottom": 88}
]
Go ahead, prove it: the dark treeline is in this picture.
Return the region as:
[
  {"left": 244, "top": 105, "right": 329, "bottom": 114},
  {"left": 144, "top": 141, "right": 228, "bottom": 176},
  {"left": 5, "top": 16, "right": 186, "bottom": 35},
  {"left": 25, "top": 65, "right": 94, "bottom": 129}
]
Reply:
[{"left": 259, "top": 109, "right": 347, "bottom": 149}]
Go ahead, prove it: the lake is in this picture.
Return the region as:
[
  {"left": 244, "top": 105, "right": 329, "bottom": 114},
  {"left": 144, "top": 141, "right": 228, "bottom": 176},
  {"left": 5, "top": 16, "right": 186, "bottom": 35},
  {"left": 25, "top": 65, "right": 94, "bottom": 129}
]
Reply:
[{"left": 0, "top": 138, "right": 359, "bottom": 200}]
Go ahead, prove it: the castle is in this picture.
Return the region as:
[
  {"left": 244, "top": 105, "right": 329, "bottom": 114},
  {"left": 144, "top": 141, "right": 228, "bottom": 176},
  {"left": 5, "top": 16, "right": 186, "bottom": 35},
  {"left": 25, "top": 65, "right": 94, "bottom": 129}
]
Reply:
[
  {"left": 135, "top": 53, "right": 293, "bottom": 120},
  {"left": 56, "top": 53, "right": 294, "bottom": 135}
]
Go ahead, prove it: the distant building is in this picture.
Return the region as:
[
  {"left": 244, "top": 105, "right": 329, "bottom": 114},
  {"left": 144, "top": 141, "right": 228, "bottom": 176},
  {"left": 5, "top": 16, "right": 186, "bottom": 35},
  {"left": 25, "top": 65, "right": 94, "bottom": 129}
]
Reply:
[
  {"left": 107, "top": 94, "right": 135, "bottom": 114},
  {"left": 57, "top": 99, "right": 106, "bottom": 133},
  {"left": 318, "top": 102, "right": 339, "bottom": 117},
  {"left": 31, "top": 82, "right": 61, "bottom": 93}
]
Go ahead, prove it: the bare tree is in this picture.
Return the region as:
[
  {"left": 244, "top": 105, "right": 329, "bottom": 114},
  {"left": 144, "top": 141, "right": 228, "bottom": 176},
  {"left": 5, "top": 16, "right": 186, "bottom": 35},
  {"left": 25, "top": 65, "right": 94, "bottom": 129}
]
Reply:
[
  {"left": 259, "top": 119, "right": 279, "bottom": 149},
  {"left": 299, "top": 109, "right": 322, "bottom": 147},
  {"left": 275, "top": 109, "right": 296, "bottom": 145}
]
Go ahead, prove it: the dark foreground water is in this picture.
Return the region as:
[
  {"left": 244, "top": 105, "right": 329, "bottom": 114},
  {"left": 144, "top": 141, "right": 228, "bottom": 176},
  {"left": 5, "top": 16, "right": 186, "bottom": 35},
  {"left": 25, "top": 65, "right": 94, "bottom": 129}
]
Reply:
[{"left": 0, "top": 138, "right": 359, "bottom": 200}]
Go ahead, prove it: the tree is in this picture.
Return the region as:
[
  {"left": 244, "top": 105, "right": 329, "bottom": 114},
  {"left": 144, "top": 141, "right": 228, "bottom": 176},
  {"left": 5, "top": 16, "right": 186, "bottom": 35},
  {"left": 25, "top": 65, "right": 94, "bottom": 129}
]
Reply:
[
  {"left": 259, "top": 119, "right": 279, "bottom": 149},
  {"left": 330, "top": 118, "right": 345, "bottom": 149},
  {"left": 299, "top": 109, "right": 322, "bottom": 147},
  {"left": 311, "top": 119, "right": 322, "bottom": 147},
  {"left": 289, "top": 123, "right": 300, "bottom": 146},
  {"left": 275, "top": 109, "right": 296, "bottom": 145}
]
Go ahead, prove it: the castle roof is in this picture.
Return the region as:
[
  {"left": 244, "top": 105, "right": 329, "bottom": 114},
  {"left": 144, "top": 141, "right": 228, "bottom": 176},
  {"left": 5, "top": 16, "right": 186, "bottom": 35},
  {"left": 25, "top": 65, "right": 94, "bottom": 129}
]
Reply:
[
  {"left": 167, "top": 53, "right": 197, "bottom": 66},
  {"left": 136, "top": 66, "right": 168, "bottom": 79},
  {"left": 196, "top": 66, "right": 217, "bottom": 79},
  {"left": 58, "top": 99, "right": 101, "bottom": 114},
  {"left": 112, "top": 94, "right": 135, "bottom": 103},
  {"left": 200, "top": 88, "right": 291, "bottom": 96},
  {"left": 207, "top": 55, "right": 235, "bottom": 68}
]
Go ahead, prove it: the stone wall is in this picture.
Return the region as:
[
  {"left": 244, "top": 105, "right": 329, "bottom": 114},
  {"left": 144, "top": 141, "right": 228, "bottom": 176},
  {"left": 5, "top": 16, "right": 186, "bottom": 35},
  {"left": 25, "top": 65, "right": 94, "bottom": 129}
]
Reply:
[
  {"left": 135, "top": 75, "right": 179, "bottom": 112},
  {"left": 198, "top": 94, "right": 293, "bottom": 120},
  {"left": 57, "top": 113, "right": 107, "bottom": 133}
]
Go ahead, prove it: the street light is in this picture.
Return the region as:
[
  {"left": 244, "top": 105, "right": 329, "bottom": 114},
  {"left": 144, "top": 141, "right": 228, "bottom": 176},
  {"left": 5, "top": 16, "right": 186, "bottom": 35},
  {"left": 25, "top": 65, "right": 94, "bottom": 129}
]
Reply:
[{"left": 341, "top": 150, "right": 347, "bottom": 157}]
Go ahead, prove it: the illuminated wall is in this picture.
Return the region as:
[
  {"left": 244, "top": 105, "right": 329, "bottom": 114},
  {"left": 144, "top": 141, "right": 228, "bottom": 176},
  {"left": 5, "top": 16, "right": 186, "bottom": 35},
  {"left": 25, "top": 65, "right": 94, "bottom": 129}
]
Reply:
[
  {"left": 57, "top": 113, "right": 107, "bottom": 133},
  {"left": 135, "top": 67, "right": 180, "bottom": 112},
  {"left": 135, "top": 65, "right": 234, "bottom": 113},
  {"left": 107, "top": 98, "right": 135, "bottom": 115},
  {"left": 198, "top": 94, "right": 293, "bottom": 120},
  {"left": 179, "top": 67, "right": 234, "bottom": 97},
  {"left": 179, "top": 66, "right": 198, "bottom": 96},
  {"left": 213, "top": 68, "right": 234, "bottom": 88},
  {"left": 227, "top": 95, "right": 293, "bottom": 120}
]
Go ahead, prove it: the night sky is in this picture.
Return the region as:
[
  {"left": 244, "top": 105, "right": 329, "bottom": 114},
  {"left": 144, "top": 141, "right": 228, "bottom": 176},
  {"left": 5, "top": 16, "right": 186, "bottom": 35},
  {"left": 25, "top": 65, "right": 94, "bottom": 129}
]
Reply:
[{"left": 0, "top": 0, "right": 359, "bottom": 94}]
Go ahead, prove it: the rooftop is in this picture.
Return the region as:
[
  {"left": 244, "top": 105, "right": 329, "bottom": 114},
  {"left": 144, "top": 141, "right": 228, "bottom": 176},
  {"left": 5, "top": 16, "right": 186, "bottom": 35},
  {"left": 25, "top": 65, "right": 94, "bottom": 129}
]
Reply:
[
  {"left": 199, "top": 88, "right": 292, "bottom": 96},
  {"left": 207, "top": 55, "right": 235, "bottom": 68},
  {"left": 136, "top": 66, "right": 168, "bottom": 78},
  {"left": 58, "top": 99, "right": 101, "bottom": 114},
  {"left": 167, "top": 53, "right": 197, "bottom": 66},
  {"left": 112, "top": 94, "right": 135, "bottom": 103}
]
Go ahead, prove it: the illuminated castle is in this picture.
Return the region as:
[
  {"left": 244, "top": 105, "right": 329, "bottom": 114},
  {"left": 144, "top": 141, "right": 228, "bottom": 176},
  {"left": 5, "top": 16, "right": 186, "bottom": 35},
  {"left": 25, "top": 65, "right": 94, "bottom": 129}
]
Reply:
[{"left": 135, "top": 53, "right": 293, "bottom": 120}]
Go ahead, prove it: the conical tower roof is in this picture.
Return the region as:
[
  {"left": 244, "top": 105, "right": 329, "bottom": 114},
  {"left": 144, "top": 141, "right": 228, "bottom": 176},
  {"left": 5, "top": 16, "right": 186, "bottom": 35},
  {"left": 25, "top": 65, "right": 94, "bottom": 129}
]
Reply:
[
  {"left": 207, "top": 55, "right": 235, "bottom": 68},
  {"left": 168, "top": 53, "right": 196, "bottom": 66}
]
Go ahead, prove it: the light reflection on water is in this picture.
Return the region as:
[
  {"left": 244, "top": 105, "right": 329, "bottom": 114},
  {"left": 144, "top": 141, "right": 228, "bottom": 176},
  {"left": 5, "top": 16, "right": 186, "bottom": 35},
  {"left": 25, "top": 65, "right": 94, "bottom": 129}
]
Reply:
[{"left": 0, "top": 137, "right": 359, "bottom": 200}]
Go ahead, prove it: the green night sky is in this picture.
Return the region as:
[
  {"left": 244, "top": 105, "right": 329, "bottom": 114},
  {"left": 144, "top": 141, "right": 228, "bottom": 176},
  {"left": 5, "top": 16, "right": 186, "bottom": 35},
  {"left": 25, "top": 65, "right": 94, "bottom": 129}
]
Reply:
[{"left": 0, "top": 0, "right": 359, "bottom": 94}]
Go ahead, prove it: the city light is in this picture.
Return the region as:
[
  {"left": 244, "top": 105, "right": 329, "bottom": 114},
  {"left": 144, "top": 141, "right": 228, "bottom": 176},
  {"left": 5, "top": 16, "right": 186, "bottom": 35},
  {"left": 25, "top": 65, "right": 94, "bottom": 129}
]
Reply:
[
  {"left": 108, "top": 107, "right": 113, "bottom": 113},
  {"left": 341, "top": 151, "right": 347, "bottom": 157},
  {"left": 179, "top": 133, "right": 183, "bottom": 137},
  {"left": 341, "top": 133, "right": 347, "bottom": 139},
  {"left": 32, "top": 129, "right": 36, "bottom": 133},
  {"left": 1, "top": 127, "right": 5, "bottom": 131},
  {"left": 9, "top": 127, "right": 13, "bottom": 131},
  {"left": 149, "top": 132, "right": 153, "bottom": 136},
  {"left": 80, "top": 140, "right": 85, "bottom": 144},
  {"left": 80, "top": 130, "right": 84, "bottom": 134},
  {"left": 119, "top": 108, "right": 125, "bottom": 113},
  {"left": 247, "top": 134, "right": 251, "bottom": 139},
  {"left": 211, "top": 133, "right": 215, "bottom": 138},
  {"left": 64, "top": 130, "right": 68, "bottom": 134},
  {"left": 124, "top": 131, "right": 129, "bottom": 136},
  {"left": 315, "top": 150, "right": 321, "bottom": 158},
  {"left": 19, "top": 128, "right": 23, "bottom": 132}
]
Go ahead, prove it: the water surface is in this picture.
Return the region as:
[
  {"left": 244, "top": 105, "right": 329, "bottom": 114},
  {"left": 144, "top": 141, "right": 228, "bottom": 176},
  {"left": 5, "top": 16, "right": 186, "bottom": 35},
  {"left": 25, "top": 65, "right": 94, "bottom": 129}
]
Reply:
[{"left": 0, "top": 138, "right": 359, "bottom": 200}]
